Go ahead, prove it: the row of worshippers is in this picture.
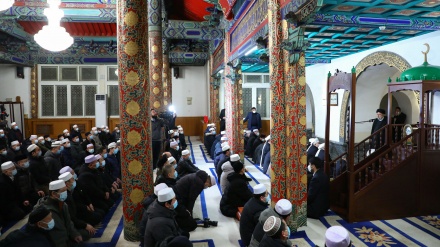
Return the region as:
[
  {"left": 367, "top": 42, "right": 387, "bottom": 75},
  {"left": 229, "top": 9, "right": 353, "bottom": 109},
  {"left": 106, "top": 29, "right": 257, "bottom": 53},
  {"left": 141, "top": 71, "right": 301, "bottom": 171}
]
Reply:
[{"left": 0, "top": 141, "right": 123, "bottom": 244}]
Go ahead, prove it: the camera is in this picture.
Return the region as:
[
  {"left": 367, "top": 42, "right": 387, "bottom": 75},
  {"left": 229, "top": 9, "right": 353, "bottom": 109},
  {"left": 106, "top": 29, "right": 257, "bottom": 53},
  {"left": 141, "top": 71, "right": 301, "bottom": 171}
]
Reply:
[{"left": 201, "top": 218, "right": 218, "bottom": 228}]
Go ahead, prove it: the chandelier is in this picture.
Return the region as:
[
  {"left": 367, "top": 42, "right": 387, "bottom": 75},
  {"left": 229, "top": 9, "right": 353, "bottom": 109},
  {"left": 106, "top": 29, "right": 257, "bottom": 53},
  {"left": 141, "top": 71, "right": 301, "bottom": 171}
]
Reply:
[
  {"left": 0, "top": 0, "right": 14, "bottom": 11},
  {"left": 34, "top": 0, "right": 73, "bottom": 52}
]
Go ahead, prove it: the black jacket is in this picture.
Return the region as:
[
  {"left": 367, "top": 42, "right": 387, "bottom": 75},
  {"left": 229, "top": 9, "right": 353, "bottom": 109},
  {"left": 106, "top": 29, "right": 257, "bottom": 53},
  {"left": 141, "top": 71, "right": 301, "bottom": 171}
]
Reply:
[
  {"left": 245, "top": 133, "right": 258, "bottom": 156},
  {"left": 176, "top": 157, "right": 199, "bottom": 177},
  {"left": 78, "top": 165, "right": 108, "bottom": 203},
  {"left": 221, "top": 173, "right": 252, "bottom": 208},
  {"left": 307, "top": 169, "right": 330, "bottom": 218},
  {"left": 151, "top": 117, "right": 165, "bottom": 141},
  {"left": 0, "top": 174, "right": 23, "bottom": 214},
  {"left": 29, "top": 156, "right": 50, "bottom": 187},
  {"left": 0, "top": 224, "right": 55, "bottom": 247},
  {"left": 144, "top": 200, "right": 180, "bottom": 247},
  {"left": 239, "top": 197, "right": 268, "bottom": 246},
  {"left": 65, "top": 190, "right": 87, "bottom": 230},
  {"left": 44, "top": 151, "right": 62, "bottom": 181},
  {"left": 174, "top": 170, "right": 208, "bottom": 213},
  {"left": 154, "top": 176, "right": 177, "bottom": 188}
]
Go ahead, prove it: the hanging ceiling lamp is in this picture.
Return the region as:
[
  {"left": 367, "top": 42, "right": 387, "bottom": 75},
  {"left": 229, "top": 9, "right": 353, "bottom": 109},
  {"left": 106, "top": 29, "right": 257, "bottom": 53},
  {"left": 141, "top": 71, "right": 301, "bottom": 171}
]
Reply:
[
  {"left": 0, "top": 0, "right": 14, "bottom": 12},
  {"left": 34, "top": 0, "right": 73, "bottom": 52}
]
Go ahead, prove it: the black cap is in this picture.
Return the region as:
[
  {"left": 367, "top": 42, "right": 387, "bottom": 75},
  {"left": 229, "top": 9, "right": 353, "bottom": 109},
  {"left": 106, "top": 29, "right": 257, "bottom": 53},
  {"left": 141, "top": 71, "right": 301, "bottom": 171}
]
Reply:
[
  {"left": 29, "top": 206, "right": 50, "bottom": 224},
  {"left": 376, "top": 109, "right": 386, "bottom": 114},
  {"left": 14, "top": 154, "right": 27, "bottom": 162},
  {"left": 231, "top": 160, "right": 244, "bottom": 173},
  {"left": 85, "top": 132, "right": 91, "bottom": 136}
]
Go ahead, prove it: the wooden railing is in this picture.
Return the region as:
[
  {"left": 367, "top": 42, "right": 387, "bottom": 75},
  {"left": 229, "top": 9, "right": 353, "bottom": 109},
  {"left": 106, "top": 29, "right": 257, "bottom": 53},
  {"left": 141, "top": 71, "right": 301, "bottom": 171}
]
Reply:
[
  {"left": 353, "top": 125, "right": 388, "bottom": 166},
  {"left": 425, "top": 124, "right": 440, "bottom": 150},
  {"left": 352, "top": 128, "right": 420, "bottom": 193}
]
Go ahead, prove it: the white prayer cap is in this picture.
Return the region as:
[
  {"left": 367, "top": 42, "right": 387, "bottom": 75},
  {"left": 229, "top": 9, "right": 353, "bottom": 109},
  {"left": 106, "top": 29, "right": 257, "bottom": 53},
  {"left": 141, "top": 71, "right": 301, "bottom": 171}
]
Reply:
[
  {"left": 209, "top": 128, "right": 215, "bottom": 131},
  {"left": 221, "top": 142, "right": 229, "bottom": 148},
  {"left": 0, "top": 129, "right": 3, "bottom": 133},
  {"left": 253, "top": 129, "right": 259, "bottom": 133},
  {"left": 11, "top": 140, "right": 19, "bottom": 146},
  {"left": 170, "top": 141, "right": 178, "bottom": 147},
  {"left": 243, "top": 130, "right": 247, "bottom": 133},
  {"left": 1, "top": 161, "right": 14, "bottom": 170},
  {"left": 117, "top": 140, "right": 121, "bottom": 144},
  {"left": 51, "top": 141, "right": 61, "bottom": 148},
  {"left": 168, "top": 130, "right": 174, "bottom": 134},
  {"left": 222, "top": 145, "right": 230, "bottom": 152},
  {"left": 253, "top": 184, "right": 266, "bottom": 195},
  {"left": 94, "top": 154, "right": 102, "bottom": 160},
  {"left": 178, "top": 127, "right": 183, "bottom": 131},
  {"left": 325, "top": 226, "right": 351, "bottom": 247},
  {"left": 209, "top": 175, "right": 216, "bottom": 186},
  {"left": 275, "top": 199, "right": 292, "bottom": 216},
  {"left": 154, "top": 183, "right": 168, "bottom": 196},
  {"left": 30, "top": 135, "right": 37, "bottom": 140},
  {"left": 73, "top": 124, "right": 78, "bottom": 128},
  {"left": 167, "top": 156, "right": 176, "bottom": 164},
  {"left": 63, "top": 129, "right": 68, "bottom": 133},
  {"left": 87, "top": 144, "right": 94, "bottom": 149},
  {"left": 221, "top": 137, "right": 228, "bottom": 141},
  {"left": 246, "top": 130, "right": 251, "bottom": 134},
  {"left": 61, "top": 139, "right": 69, "bottom": 144},
  {"left": 84, "top": 155, "right": 97, "bottom": 163},
  {"left": 49, "top": 180, "right": 66, "bottom": 191},
  {"left": 27, "top": 144, "right": 37, "bottom": 152},
  {"left": 265, "top": 135, "right": 271, "bottom": 141},
  {"left": 108, "top": 142, "right": 117, "bottom": 149},
  {"left": 182, "top": 150, "right": 190, "bottom": 155},
  {"left": 101, "top": 125, "right": 105, "bottom": 129},
  {"left": 318, "top": 143, "right": 325, "bottom": 150},
  {"left": 92, "top": 127, "right": 97, "bottom": 131},
  {"left": 263, "top": 216, "right": 282, "bottom": 237},
  {"left": 177, "top": 125, "right": 182, "bottom": 128},
  {"left": 59, "top": 166, "right": 73, "bottom": 174},
  {"left": 210, "top": 123, "right": 215, "bottom": 126},
  {"left": 158, "top": 187, "right": 175, "bottom": 202},
  {"left": 58, "top": 172, "right": 73, "bottom": 182},
  {"left": 311, "top": 138, "right": 320, "bottom": 144},
  {"left": 221, "top": 131, "right": 226, "bottom": 135},
  {"left": 11, "top": 122, "right": 17, "bottom": 126},
  {"left": 38, "top": 136, "right": 44, "bottom": 140},
  {"left": 230, "top": 154, "right": 240, "bottom": 162}
]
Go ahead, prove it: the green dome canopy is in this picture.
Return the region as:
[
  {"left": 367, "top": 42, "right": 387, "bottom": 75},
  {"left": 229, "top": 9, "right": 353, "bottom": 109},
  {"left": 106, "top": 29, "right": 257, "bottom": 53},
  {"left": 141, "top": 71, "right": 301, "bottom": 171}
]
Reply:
[{"left": 400, "top": 44, "right": 440, "bottom": 81}]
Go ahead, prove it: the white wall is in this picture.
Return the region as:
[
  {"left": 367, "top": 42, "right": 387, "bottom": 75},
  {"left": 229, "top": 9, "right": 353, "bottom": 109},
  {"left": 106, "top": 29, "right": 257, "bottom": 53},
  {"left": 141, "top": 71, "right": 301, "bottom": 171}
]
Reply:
[
  {"left": 306, "top": 30, "right": 440, "bottom": 142},
  {"left": 0, "top": 65, "right": 31, "bottom": 118},
  {"left": 171, "top": 65, "right": 209, "bottom": 116}
]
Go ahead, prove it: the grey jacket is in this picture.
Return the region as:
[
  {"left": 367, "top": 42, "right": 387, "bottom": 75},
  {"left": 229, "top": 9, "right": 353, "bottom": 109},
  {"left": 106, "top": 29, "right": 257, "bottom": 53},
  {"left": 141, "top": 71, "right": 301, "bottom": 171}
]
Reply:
[
  {"left": 220, "top": 161, "right": 233, "bottom": 194},
  {"left": 249, "top": 207, "right": 292, "bottom": 247}
]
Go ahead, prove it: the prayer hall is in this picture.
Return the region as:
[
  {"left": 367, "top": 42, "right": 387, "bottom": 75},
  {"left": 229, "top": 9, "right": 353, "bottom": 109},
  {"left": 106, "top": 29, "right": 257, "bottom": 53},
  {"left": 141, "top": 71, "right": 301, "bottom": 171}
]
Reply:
[{"left": 0, "top": 1, "right": 439, "bottom": 247}]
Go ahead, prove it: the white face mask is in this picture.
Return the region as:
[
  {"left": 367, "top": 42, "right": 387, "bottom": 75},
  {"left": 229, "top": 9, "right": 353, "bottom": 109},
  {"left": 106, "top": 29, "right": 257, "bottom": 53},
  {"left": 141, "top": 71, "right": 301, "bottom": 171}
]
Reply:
[{"left": 307, "top": 164, "right": 312, "bottom": 172}]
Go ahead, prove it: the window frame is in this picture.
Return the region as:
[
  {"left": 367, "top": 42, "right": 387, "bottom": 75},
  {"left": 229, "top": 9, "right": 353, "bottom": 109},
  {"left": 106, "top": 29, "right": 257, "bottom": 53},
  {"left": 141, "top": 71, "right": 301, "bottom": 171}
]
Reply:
[{"left": 242, "top": 73, "right": 271, "bottom": 120}]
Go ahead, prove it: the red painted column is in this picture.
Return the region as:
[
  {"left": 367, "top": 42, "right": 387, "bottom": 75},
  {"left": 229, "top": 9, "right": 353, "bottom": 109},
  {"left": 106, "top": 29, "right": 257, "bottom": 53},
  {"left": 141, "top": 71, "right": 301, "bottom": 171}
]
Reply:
[
  {"left": 117, "top": 0, "right": 152, "bottom": 240},
  {"left": 148, "top": 0, "right": 164, "bottom": 111}
]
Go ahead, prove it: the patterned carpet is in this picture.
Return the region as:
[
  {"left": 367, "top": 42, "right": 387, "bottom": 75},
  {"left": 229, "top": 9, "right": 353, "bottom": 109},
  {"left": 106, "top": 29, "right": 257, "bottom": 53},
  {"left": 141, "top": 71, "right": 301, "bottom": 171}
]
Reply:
[{"left": 1, "top": 136, "right": 439, "bottom": 247}]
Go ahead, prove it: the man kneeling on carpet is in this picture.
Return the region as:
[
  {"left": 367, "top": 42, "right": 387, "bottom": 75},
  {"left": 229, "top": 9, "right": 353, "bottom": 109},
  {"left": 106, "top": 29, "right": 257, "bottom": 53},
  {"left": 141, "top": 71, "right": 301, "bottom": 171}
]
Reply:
[{"left": 144, "top": 187, "right": 190, "bottom": 247}]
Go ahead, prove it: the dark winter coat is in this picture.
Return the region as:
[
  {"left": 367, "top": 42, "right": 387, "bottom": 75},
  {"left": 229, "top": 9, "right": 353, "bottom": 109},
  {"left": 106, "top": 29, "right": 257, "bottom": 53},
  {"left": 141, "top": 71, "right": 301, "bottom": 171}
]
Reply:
[
  {"left": 220, "top": 173, "right": 252, "bottom": 209},
  {"left": 0, "top": 224, "right": 55, "bottom": 247},
  {"left": 239, "top": 197, "right": 268, "bottom": 246},
  {"left": 29, "top": 156, "right": 50, "bottom": 189},
  {"left": 0, "top": 173, "right": 23, "bottom": 214},
  {"left": 43, "top": 151, "right": 62, "bottom": 181},
  {"left": 307, "top": 169, "right": 330, "bottom": 218},
  {"left": 144, "top": 200, "right": 180, "bottom": 247},
  {"left": 174, "top": 170, "right": 208, "bottom": 213},
  {"left": 176, "top": 157, "right": 199, "bottom": 177}
]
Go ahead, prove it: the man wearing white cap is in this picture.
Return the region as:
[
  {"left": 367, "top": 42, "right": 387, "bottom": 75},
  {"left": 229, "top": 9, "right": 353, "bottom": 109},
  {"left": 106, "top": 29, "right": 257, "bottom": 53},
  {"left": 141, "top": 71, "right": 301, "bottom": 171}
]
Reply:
[
  {"left": 214, "top": 142, "right": 229, "bottom": 170},
  {"left": 0, "top": 144, "right": 8, "bottom": 164},
  {"left": 144, "top": 187, "right": 183, "bottom": 246},
  {"left": 307, "top": 157, "right": 329, "bottom": 219},
  {"left": 245, "top": 129, "right": 260, "bottom": 157},
  {"left": 219, "top": 150, "right": 235, "bottom": 193},
  {"left": 62, "top": 129, "right": 70, "bottom": 140},
  {"left": 178, "top": 126, "right": 187, "bottom": 150},
  {"left": 249, "top": 199, "right": 293, "bottom": 247},
  {"left": 176, "top": 149, "right": 199, "bottom": 178},
  {"left": 106, "top": 142, "right": 121, "bottom": 183},
  {"left": 316, "top": 143, "right": 331, "bottom": 163},
  {"left": 259, "top": 216, "right": 290, "bottom": 246},
  {"left": 36, "top": 136, "right": 49, "bottom": 156},
  {"left": 42, "top": 180, "right": 82, "bottom": 246},
  {"left": 28, "top": 144, "right": 51, "bottom": 195},
  {"left": 169, "top": 141, "right": 181, "bottom": 162},
  {"left": 23, "top": 135, "right": 38, "bottom": 153},
  {"left": 71, "top": 124, "right": 83, "bottom": 143},
  {"left": 0, "top": 161, "right": 32, "bottom": 224},
  {"left": 155, "top": 163, "right": 178, "bottom": 187},
  {"left": 0, "top": 129, "right": 7, "bottom": 148},
  {"left": 240, "top": 184, "right": 270, "bottom": 246},
  {"left": 78, "top": 155, "right": 114, "bottom": 213},
  {"left": 213, "top": 136, "right": 228, "bottom": 160},
  {"left": 44, "top": 141, "right": 63, "bottom": 181},
  {"left": 307, "top": 138, "right": 320, "bottom": 162},
  {"left": 204, "top": 127, "right": 216, "bottom": 155},
  {"left": 325, "top": 226, "right": 352, "bottom": 247},
  {"left": 6, "top": 140, "right": 23, "bottom": 162},
  {"left": 91, "top": 127, "right": 103, "bottom": 151},
  {"left": 250, "top": 134, "right": 266, "bottom": 162},
  {"left": 7, "top": 122, "right": 23, "bottom": 143},
  {"left": 220, "top": 156, "right": 253, "bottom": 218}
]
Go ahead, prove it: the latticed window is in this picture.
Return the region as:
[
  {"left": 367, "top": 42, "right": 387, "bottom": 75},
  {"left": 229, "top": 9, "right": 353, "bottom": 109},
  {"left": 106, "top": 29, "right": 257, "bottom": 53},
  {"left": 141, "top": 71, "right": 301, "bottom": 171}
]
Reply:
[
  {"left": 56, "top": 85, "right": 68, "bottom": 116},
  {"left": 242, "top": 88, "right": 253, "bottom": 118},
  {"left": 242, "top": 73, "right": 271, "bottom": 119},
  {"left": 41, "top": 85, "right": 54, "bottom": 116},
  {"left": 257, "top": 88, "right": 269, "bottom": 118},
  {"left": 85, "top": 86, "right": 96, "bottom": 116}
]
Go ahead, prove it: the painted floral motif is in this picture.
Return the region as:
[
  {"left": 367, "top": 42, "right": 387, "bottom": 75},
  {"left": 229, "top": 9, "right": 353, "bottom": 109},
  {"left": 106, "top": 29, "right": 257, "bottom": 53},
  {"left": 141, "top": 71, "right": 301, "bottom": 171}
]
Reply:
[
  {"left": 355, "top": 226, "right": 397, "bottom": 246},
  {"left": 421, "top": 216, "right": 440, "bottom": 229}
]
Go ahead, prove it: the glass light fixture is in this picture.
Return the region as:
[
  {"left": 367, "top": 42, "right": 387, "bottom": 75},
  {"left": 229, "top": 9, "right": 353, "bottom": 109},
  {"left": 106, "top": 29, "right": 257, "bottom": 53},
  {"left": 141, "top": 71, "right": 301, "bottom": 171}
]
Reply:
[
  {"left": 0, "top": 0, "right": 14, "bottom": 11},
  {"left": 34, "top": 25, "right": 73, "bottom": 52}
]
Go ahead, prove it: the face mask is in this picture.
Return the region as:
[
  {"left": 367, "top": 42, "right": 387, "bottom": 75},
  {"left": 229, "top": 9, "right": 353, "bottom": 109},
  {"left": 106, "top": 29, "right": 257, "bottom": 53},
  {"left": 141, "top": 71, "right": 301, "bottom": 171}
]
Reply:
[
  {"left": 11, "top": 169, "right": 17, "bottom": 176},
  {"left": 252, "top": 110, "right": 256, "bottom": 113},
  {"left": 71, "top": 181, "right": 77, "bottom": 190},
  {"left": 60, "top": 146, "right": 64, "bottom": 151},
  {"left": 23, "top": 161, "right": 30, "bottom": 168},
  {"left": 89, "top": 135, "right": 94, "bottom": 140},
  {"left": 1, "top": 150, "right": 6, "bottom": 156},
  {"left": 56, "top": 149, "right": 61, "bottom": 155},
  {"left": 59, "top": 137, "right": 64, "bottom": 141},
  {"left": 174, "top": 170, "right": 178, "bottom": 178},
  {"left": 176, "top": 146, "right": 179, "bottom": 151},
  {"left": 174, "top": 132, "right": 179, "bottom": 137},
  {"left": 286, "top": 227, "right": 291, "bottom": 238},
  {"left": 73, "top": 174, "right": 78, "bottom": 180},
  {"left": 172, "top": 200, "right": 178, "bottom": 209},
  {"left": 42, "top": 219, "right": 55, "bottom": 231},
  {"left": 105, "top": 129, "right": 109, "bottom": 133},
  {"left": 116, "top": 130, "right": 120, "bottom": 133},
  {"left": 66, "top": 133, "right": 70, "bottom": 136},
  {"left": 47, "top": 138, "right": 51, "bottom": 142},
  {"left": 74, "top": 138, "right": 79, "bottom": 143},
  {"left": 114, "top": 148, "right": 119, "bottom": 154},
  {"left": 89, "top": 149, "right": 94, "bottom": 154},
  {"left": 38, "top": 151, "right": 42, "bottom": 157},
  {"left": 59, "top": 191, "right": 68, "bottom": 201},
  {"left": 103, "top": 153, "right": 108, "bottom": 159},
  {"left": 66, "top": 143, "right": 71, "bottom": 148},
  {"left": 173, "top": 163, "right": 177, "bottom": 169},
  {"left": 97, "top": 131, "right": 101, "bottom": 134},
  {"left": 0, "top": 134, "right": 4, "bottom": 137},
  {"left": 101, "top": 161, "right": 106, "bottom": 167},
  {"left": 95, "top": 162, "right": 100, "bottom": 169},
  {"left": 265, "top": 195, "right": 270, "bottom": 203},
  {"left": 34, "top": 139, "right": 38, "bottom": 144},
  {"left": 14, "top": 126, "right": 18, "bottom": 130},
  {"left": 307, "top": 164, "right": 312, "bottom": 172},
  {"left": 41, "top": 140, "right": 45, "bottom": 144},
  {"left": 14, "top": 146, "right": 20, "bottom": 151},
  {"left": 75, "top": 128, "right": 79, "bottom": 131},
  {"left": 212, "top": 131, "right": 216, "bottom": 135}
]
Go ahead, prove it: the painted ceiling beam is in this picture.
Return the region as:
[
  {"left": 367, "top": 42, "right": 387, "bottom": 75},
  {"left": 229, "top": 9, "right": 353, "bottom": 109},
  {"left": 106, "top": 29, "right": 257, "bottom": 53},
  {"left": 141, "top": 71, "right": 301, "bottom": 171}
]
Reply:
[
  {"left": 163, "top": 20, "right": 224, "bottom": 40},
  {"left": 0, "top": 19, "right": 33, "bottom": 41},
  {"left": 305, "top": 58, "right": 331, "bottom": 64},
  {"left": 0, "top": 50, "right": 33, "bottom": 66}
]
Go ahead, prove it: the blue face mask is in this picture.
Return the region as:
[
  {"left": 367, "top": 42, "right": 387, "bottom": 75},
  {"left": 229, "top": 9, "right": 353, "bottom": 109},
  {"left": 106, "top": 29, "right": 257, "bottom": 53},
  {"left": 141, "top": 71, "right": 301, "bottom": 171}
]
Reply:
[
  {"left": 14, "top": 126, "right": 18, "bottom": 130},
  {"left": 42, "top": 219, "right": 55, "bottom": 231},
  {"left": 101, "top": 161, "right": 106, "bottom": 167},
  {"left": 95, "top": 162, "right": 100, "bottom": 169},
  {"left": 173, "top": 163, "right": 177, "bottom": 169},
  {"left": 89, "top": 135, "right": 94, "bottom": 140},
  {"left": 60, "top": 146, "right": 64, "bottom": 151},
  {"left": 71, "top": 181, "right": 77, "bottom": 190},
  {"left": 57, "top": 149, "right": 61, "bottom": 154},
  {"left": 1, "top": 150, "right": 6, "bottom": 156},
  {"left": 287, "top": 226, "right": 291, "bottom": 238},
  {"left": 73, "top": 174, "right": 78, "bottom": 180},
  {"left": 89, "top": 149, "right": 94, "bottom": 154},
  {"left": 0, "top": 134, "right": 4, "bottom": 137},
  {"left": 59, "top": 191, "right": 67, "bottom": 201},
  {"left": 38, "top": 151, "right": 42, "bottom": 157},
  {"left": 34, "top": 139, "right": 38, "bottom": 144},
  {"left": 265, "top": 195, "right": 270, "bottom": 203},
  {"left": 173, "top": 200, "right": 178, "bottom": 209},
  {"left": 103, "top": 153, "right": 108, "bottom": 159},
  {"left": 23, "top": 161, "right": 30, "bottom": 169},
  {"left": 174, "top": 170, "right": 178, "bottom": 178},
  {"left": 11, "top": 169, "right": 17, "bottom": 176},
  {"left": 114, "top": 148, "right": 119, "bottom": 154}
]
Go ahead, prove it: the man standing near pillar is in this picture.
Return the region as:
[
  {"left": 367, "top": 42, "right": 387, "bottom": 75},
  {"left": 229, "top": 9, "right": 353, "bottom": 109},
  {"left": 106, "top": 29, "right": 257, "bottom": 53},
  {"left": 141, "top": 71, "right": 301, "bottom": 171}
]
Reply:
[
  {"left": 151, "top": 109, "right": 165, "bottom": 169},
  {"left": 243, "top": 107, "right": 262, "bottom": 131}
]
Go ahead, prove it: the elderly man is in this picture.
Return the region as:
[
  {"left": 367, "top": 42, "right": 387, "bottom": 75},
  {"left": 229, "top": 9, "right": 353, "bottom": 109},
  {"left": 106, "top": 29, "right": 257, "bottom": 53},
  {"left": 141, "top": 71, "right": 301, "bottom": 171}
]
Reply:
[
  {"left": 169, "top": 141, "right": 181, "bottom": 162},
  {"left": 36, "top": 136, "right": 49, "bottom": 155},
  {"left": 7, "top": 122, "right": 23, "bottom": 143},
  {"left": 259, "top": 216, "right": 290, "bottom": 247},
  {"left": 307, "top": 138, "right": 320, "bottom": 162},
  {"left": 239, "top": 184, "right": 269, "bottom": 246},
  {"left": 90, "top": 127, "right": 102, "bottom": 150},
  {"left": 176, "top": 149, "right": 199, "bottom": 178},
  {"left": 144, "top": 188, "right": 185, "bottom": 246},
  {"left": 44, "top": 141, "right": 63, "bottom": 181},
  {"left": 155, "top": 162, "right": 178, "bottom": 188},
  {"left": 70, "top": 133, "right": 85, "bottom": 171},
  {"left": 7, "top": 140, "right": 23, "bottom": 162},
  {"left": 220, "top": 152, "right": 236, "bottom": 193},
  {"left": 42, "top": 180, "right": 82, "bottom": 247},
  {"left": 0, "top": 145, "right": 9, "bottom": 164},
  {"left": 0, "top": 129, "right": 8, "bottom": 149},
  {"left": 111, "top": 127, "right": 120, "bottom": 142},
  {"left": 245, "top": 129, "right": 259, "bottom": 157},
  {"left": 106, "top": 142, "right": 121, "bottom": 183}
]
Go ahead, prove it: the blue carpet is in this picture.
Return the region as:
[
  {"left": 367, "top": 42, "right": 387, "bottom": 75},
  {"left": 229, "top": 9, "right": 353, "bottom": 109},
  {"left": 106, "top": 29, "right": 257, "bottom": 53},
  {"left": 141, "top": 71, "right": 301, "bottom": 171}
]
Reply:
[
  {"left": 200, "top": 145, "right": 214, "bottom": 163},
  {"left": 402, "top": 215, "right": 440, "bottom": 241},
  {"left": 245, "top": 157, "right": 270, "bottom": 178},
  {"left": 93, "top": 196, "right": 122, "bottom": 238},
  {"left": 84, "top": 217, "right": 124, "bottom": 247},
  {"left": 187, "top": 136, "right": 196, "bottom": 164}
]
